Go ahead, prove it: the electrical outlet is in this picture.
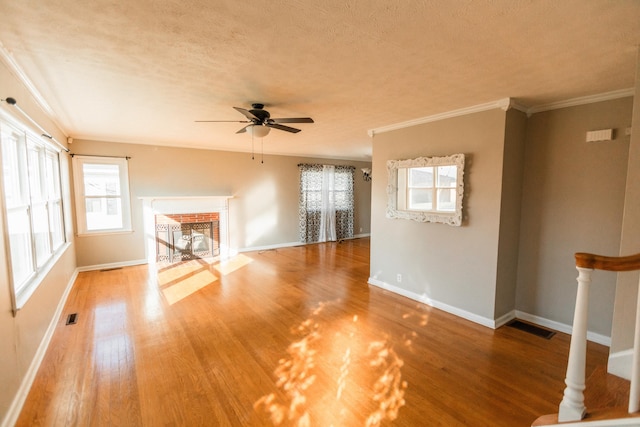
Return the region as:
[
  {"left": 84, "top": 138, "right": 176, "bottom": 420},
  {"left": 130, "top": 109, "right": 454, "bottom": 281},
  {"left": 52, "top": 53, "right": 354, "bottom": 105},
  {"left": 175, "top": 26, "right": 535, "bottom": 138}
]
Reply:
[
  {"left": 359, "top": 227, "right": 363, "bottom": 232},
  {"left": 397, "top": 273, "right": 402, "bottom": 283}
]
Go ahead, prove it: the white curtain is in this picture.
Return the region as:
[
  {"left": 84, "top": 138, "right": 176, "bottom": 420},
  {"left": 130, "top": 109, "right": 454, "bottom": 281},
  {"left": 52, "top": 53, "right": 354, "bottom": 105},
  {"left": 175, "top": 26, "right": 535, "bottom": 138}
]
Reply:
[{"left": 319, "top": 165, "right": 336, "bottom": 242}]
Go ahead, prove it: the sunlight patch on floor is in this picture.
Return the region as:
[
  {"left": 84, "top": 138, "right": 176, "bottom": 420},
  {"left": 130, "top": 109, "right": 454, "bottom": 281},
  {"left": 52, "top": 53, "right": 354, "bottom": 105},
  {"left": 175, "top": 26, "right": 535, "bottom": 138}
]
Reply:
[
  {"left": 161, "top": 270, "right": 217, "bottom": 305},
  {"left": 254, "top": 302, "right": 409, "bottom": 426},
  {"left": 214, "top": 253, "right": 253, "bottom": 276},
  {"left": 157, "top": 261, "right": 205, "bottom": 286}
]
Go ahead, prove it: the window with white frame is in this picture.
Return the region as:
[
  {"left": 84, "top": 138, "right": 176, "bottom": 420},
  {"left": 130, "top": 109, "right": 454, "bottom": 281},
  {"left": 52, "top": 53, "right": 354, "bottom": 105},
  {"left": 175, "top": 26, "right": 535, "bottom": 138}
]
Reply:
[
  {"left": 0, "top": 115, "right": 66, "bottom": 307},
  {"left": 72, "top": 155, "right": 132, "bottom": 235},
  {"left": 387, "top": 154, "right": 464, "bottom": 226}
]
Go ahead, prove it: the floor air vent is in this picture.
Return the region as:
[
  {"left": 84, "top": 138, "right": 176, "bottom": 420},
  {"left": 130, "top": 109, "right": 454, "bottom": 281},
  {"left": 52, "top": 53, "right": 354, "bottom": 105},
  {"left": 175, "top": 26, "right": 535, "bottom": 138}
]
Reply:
[
  {"left": 66, "top": 313, "right": 78, "bottom": 325},
  {"left": 506, "top": 319, "right": 555, "bottom": 339}
]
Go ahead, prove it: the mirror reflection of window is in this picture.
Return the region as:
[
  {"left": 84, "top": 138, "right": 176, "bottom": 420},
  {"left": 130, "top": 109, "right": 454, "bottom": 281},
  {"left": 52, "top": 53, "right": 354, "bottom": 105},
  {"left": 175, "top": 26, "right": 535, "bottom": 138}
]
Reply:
[
  {"left": 399, "top": 165, "right": 457, "bottom": 213},
  {"left": 387, "top": 153, "right": 464, "bottom": 226}
]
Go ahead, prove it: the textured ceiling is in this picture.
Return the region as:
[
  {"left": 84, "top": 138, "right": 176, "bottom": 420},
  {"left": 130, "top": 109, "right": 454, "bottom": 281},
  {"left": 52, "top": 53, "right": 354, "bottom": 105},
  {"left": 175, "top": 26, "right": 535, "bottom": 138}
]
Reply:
[{"left": 0, "top": 0, "right": 639, "bottom": 160}]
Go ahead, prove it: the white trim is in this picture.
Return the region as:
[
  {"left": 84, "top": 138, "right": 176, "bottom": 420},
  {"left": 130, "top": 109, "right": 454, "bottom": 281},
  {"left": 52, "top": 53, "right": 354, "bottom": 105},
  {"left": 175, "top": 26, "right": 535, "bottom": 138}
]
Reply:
[
  {"left": 238, "top": 234, "right": 371, "bottom": 254},
  {"left": 495, "top": 310, "right": 517, "bottom": 328},
  {"left": 368, "top": 98, "right": 515, "bottom": 137},
  {"left": 515, "top": 310, "right": 611, "bottom": 347},
  {"left": 0, "top": 41, "right": 66, "bottom": 137},
  {"left": 527, "top": 88, "right": 635, "bottom": 115},
  {"left": 608, "top": 349, "right": 633, "bottom": 381},
  {"left": 367, "top": 89, "right": 635, "bottom": 138},
  {"left": 534, "top": 416, "right": 640, "bottom": 427},
  {"left": 75, "top": 258, "right": 147, "bottom": 273},
  {"left": 239, "top": 241, "right": 302, "bottom": 253},
  {"left": 1, "top": 268, "right": 78, "bottom": 427},
  {"left": 367, "top": 277, "right": 497, "bottom": 328}
]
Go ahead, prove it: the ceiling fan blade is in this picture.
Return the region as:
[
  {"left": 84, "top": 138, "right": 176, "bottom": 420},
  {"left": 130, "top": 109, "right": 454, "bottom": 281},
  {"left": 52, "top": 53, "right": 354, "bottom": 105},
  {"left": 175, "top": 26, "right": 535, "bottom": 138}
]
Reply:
[
  {"left": 236, "top": 125, "right": 251, "bottom": 134},
  {"left": 270, "top": 117, "right": 314, "bottom": 124},
  {"left": 195, "top": 120, "right": 251, "bottom": 123},
  {"left": 234, "top": 107, "right": 260, "bottom": 121},
  {"left": 267, "top": 123, "right": 301, "bottom": 133}
]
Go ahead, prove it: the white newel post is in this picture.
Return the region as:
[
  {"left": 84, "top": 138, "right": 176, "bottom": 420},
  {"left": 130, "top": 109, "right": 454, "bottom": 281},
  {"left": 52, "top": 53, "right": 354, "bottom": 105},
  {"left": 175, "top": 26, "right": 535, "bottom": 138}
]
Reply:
[
  {"left": 628, "top": 275, "right": 640, "bottom": 413},
  {"left": 558, "top": 267, "right": 592, "bottom": 422}
]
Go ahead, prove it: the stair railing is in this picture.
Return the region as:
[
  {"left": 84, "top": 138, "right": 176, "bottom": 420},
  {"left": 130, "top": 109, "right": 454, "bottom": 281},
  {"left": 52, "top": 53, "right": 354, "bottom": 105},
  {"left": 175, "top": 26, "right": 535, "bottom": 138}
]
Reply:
[{"left": 558, "top": 252, "right": 640, "bottom": 422}]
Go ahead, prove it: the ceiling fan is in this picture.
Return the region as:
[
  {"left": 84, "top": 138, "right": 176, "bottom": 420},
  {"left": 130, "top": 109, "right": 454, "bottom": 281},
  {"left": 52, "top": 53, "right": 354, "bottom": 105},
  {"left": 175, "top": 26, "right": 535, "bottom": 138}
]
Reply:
[{"left": 196, "top": 103, "right": 314, "bottom": 137}]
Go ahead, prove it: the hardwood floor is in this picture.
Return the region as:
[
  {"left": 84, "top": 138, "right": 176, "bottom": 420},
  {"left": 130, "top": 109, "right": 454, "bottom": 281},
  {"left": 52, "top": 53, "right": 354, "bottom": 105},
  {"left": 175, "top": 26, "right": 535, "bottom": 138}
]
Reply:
[{"left": 17, "top": 238, "right": 616, "bottom": 426}]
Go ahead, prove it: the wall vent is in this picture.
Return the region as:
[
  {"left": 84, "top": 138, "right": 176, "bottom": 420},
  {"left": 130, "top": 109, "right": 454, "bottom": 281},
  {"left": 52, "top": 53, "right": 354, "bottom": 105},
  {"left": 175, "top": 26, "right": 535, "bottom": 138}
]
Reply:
[
  {"left": 586, "top": 129, "right": 613, "bottom": 142},
  {"left": 66, "top": 313, "right": 78, "bottom": 325}
]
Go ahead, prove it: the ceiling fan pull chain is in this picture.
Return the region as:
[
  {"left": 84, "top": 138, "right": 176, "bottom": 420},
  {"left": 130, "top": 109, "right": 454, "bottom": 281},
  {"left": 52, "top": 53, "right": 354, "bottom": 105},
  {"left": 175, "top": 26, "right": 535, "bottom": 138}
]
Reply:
[
  {"left": 251, "top": 133, "right": 255, "bottom": 160},
  {"left": 261, "top": 138, "right": 264, "bottom": 164}
]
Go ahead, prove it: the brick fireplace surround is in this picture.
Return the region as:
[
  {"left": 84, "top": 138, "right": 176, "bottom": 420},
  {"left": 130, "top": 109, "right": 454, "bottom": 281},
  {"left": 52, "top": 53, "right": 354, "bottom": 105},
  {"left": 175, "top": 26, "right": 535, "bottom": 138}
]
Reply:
[{"left": 141, "top": 196, "right": 231, "bottom": 264}]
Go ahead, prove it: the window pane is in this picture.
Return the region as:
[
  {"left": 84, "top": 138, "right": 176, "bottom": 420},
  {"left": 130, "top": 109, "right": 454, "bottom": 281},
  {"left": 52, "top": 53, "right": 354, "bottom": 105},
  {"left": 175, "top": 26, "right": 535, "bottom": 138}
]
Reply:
[
  {"left": 436, "top": 165, "right": 457, "bottom": 188},
  {"left": 28, "top": 143, "right": 45, "bottom": 201},
  {"left": 1, "top": 128, "right": 29, "bottom": 208},
  {"left": 86, "top": 197, "right": 123, "bottom": 230},
  {"left": 437, "top": 188, "right": 457, "bottom": 212},
  {"left": 49, "top": 200, "right": 64, "bottom": 250},
  {"left": 409, "top": 189, "right": 433, "bottom": 210},
  {"left": 32, "top": 202, "right": 52, "bottom": 267},
  {"left": 45, "top": 152, "right": 61, "bottom": 199},
  {"left": 7, "top": 207, "right": 34, "bottom": 289},
  {"left": 409, "top": 167, "right": 433, "bottom": 187},
  {"left": 83, "top": 163, "right": 121, "bottom": 196}
]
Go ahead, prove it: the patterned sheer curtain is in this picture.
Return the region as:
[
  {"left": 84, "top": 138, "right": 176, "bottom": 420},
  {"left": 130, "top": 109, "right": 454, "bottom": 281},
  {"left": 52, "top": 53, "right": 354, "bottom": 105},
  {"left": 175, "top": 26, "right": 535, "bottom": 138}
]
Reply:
[{"left": 298, "top": 164, "right": 354, "bottom": 243}]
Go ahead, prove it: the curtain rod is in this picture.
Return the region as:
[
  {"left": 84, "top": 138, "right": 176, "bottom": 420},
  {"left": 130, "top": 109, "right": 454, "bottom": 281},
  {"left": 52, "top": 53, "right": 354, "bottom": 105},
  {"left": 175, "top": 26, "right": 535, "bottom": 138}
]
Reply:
[
  {"left": 1, "top": 97, "right": 70, "bottom": 153},
  {"left": 70, "top": 153, "right": 131, "bottom": 160}
]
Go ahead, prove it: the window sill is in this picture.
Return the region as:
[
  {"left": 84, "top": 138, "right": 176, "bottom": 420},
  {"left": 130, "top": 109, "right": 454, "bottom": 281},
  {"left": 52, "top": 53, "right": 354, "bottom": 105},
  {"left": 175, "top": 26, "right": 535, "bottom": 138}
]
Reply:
[
  {"left": 14, "top": 242, "right": 72, "bottom": 313},
  {"left": 76, "top": 229, "right": 134, "bottom": 238}
]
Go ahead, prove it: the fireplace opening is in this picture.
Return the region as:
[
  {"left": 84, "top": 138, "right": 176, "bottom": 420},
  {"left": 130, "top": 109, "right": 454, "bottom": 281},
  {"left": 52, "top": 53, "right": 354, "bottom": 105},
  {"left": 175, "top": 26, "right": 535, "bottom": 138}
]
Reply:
[{"left": 155, "top": 213, "right": 220, "bottom": 263}]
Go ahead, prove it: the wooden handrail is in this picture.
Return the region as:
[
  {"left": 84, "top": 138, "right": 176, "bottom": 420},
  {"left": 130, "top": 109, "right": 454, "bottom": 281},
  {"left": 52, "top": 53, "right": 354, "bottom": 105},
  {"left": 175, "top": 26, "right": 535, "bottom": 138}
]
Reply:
[
  {"left": 556, "top": 252, "right": 640, "bottom": 424},
  {"left": 575, "top": 252, "right": 640, "bottom": 272}
]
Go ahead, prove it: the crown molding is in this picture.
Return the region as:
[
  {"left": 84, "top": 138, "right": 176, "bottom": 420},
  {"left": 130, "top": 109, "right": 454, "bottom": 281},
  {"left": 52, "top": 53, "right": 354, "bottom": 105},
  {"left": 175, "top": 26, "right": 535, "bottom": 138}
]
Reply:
[
  {"left": 368, "top": 98, "right": 520, "bottom": 137},
  {"left": 0, "top": 41, "right": 67, "bottom": 137},
  {"left": 526, "top": 88, "right": 635, "bottom": 115},
  {"left": 368, "top": 88, "right": 635, "bottom": 137}
]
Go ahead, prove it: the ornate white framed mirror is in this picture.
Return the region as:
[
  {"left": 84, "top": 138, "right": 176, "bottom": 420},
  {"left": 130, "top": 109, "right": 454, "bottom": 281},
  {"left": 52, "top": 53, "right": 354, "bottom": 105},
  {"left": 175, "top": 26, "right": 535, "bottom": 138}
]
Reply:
[{"left": 386, "top": 153, "right": 465, "bottom": 226}]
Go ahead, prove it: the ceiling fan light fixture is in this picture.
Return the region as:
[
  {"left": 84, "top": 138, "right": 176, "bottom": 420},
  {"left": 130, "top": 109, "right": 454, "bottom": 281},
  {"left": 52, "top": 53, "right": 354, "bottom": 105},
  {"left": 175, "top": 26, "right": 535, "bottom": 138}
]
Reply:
[{"left": 247, "top": 124, "right": 270, "bottom": 138}]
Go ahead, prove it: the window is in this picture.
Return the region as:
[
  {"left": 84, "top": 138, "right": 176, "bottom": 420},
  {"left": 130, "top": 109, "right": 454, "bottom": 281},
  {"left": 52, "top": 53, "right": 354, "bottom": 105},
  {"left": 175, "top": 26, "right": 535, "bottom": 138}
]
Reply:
[
  {"left": 400, "top": 164, "right": 458, "bottom": 212},
  {"left": 0, "top": 115, "right": 66, "bottom": 308},
  {"left": 72, "top": 156, "right": 132, "bottom": 235},
  {"left": 387, "top": 154, "right": 464, "bottom": 226},
  {"left": 298, "top": 164, "right": 355, "bottom": 243}
]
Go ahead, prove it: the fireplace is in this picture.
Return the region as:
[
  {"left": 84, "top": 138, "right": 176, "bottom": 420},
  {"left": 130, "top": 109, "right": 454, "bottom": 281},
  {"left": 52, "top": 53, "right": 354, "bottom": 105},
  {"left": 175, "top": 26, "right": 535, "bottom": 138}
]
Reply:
[
  {"left": 141, "top": 196, "right": 232, "bottom": 265},
  {"left": 155, "top": 213, "right": 220, "bottom": 263}
]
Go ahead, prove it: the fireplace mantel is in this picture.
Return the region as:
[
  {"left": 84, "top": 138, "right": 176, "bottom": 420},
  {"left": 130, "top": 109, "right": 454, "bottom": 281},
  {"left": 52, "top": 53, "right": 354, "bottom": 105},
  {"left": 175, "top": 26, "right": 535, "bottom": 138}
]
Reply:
[{"left": 140, "top": 196, "right": 232, "bottom": 263}]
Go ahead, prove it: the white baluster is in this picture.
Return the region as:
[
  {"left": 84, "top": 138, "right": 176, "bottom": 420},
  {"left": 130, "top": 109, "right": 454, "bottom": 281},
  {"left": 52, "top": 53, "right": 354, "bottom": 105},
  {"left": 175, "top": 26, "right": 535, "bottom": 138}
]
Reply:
[
  {"left": 628, "top": 275, "right": 640, "bottom": 413},
  {"left": 558, "top": 267, "right": 592, "bottom": 422}
]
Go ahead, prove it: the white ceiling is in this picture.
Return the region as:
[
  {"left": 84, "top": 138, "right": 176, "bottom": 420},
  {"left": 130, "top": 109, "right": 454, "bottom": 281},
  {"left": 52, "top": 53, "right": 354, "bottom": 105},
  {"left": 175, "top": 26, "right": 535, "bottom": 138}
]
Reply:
[{"left": 0, "top": 0, "right": 639, "bottom": 161}]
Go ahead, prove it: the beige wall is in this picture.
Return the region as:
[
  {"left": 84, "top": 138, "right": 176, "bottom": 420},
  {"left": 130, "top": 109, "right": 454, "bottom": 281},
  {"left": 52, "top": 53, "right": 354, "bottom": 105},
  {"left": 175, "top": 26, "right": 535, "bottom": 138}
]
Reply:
[
  {"left": 495, "top": 109, "right": 527, "bottom": 318},
  {"left": 0, "top": 61, "right": 76, "bottom": 423},
  {"left": 370, "top": 108, "right": 509, "bottom": 322},
  {"left": 70, "top": 139, "right": 372, "bottom": 267},
  {"left": 611, "top": 50, "right": 640, "bottom": 354},
  {"left": 516, "top": 97, "right": 633, "bottom": 337}
]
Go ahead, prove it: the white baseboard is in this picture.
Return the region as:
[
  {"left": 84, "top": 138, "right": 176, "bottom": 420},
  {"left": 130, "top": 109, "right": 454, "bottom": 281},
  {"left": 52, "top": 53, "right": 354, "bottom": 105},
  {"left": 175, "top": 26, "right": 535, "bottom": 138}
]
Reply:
[
  {"left": 1, "top": 269, "right": 78, "bottom": 427},
  {"left": 608, "top": 349, "right": 632, "bottom": 380},
  {"left": 515, "top": 310, "right": 611, "bottom": 347},
  {"left": 495, "top": 310, "right": 517, "bottom": 328},
  {"left": 367, "top": 277, "right": 498, "bottom": 329},
  {"left": 238, "top": 241, "right": 302, "bottom": 253},
  {"left": 366, "top": 278, "right": 613, "bottom": 347},
  {"left": 238, "top": 234, "right": 371, "bottom": 254},
  {"left": 76, "top": 258, "right": 148, "bottom": 272}
]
